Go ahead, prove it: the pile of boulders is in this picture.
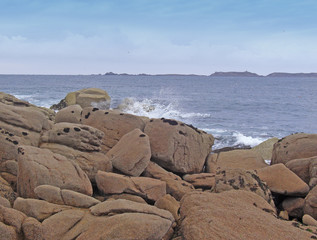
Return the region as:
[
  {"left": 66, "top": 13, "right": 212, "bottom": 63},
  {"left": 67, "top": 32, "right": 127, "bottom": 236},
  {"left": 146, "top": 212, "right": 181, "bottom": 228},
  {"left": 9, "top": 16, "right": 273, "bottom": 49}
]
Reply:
[{"left": 1, "top": 89, "right": 317, "bottom": 240}]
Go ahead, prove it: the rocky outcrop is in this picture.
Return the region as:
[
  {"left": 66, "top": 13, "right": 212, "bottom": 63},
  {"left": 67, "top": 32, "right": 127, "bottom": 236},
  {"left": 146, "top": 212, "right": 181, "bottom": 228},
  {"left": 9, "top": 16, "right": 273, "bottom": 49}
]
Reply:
[
  {"left": 213, "top": 169, "right": 274, "bottom": 206},
  {"left": 285, "top": 156, "right": 317, "bottom": 188},
  {"left": 206, "top": 149, "right": 268, "bottom": 173},
  {"left": 106, "top": 129, "right": 151, "bottom": 176},
  {"left": 256, "top": 163, "right": 310, "bottom": 196},
  {"left": 17, "top": 146, "right": 92, "bottom": 198},
  {"left": 143, "top": 162, "right": 195, "bottom": 201},
  {"left": 251, "top": 137, "right": 279, "bottom": 160},
  {"left": 39, "top": 122, "right": 112, "bottom": 181},
  {"left": 96, "top": 171, "right": 166, "bottom": 202},
  {"left": 50, "top": 88, "right": 111, "bottom": 110},
  {"left": 271, "top": 133, "right": 317, "bottom": 165},
  {"left": 179, "top": 191, "right": 313, "bottom": 240},
  {"left": 144, "top": 118, "right": 214, "bottom": 173},
  {"left": 81, "top": 108, "right": 146, "bottom": 152}
]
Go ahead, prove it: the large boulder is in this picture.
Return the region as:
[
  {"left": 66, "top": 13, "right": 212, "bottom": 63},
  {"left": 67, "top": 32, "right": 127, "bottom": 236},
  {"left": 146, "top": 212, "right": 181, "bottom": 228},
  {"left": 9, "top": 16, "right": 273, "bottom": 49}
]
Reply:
[
  {"left": 51, "top": 88, "right": 111, "bottom": 110},
  {"left": 206, "top": 149, "right": 268, "bottom": 173},
  {"left": 96, "top": 171, "right": 166, "bottom": 202},
  {"left": 256, "top": 163, "right": 310, "bottom": 196},
  {"left": 143, "top": 162, "right": 195, "bottom": 201},
  {"left": 213, "top": 169, "right": 274, "bottom": 206},
  {"left": 304, "top": 185, "right": 317, "bottom": 220},
  {"left": 179, "top": 191, "right": 313, "bottom": 240},
  {"left": 271, "top": 133, "right": 317, "bottom": 165},
  {"left": 106, "top": 129, "right": 151, "bottom": 176},
  {"left": 144, "top": 118, "right": 214, "bottom": 173},
  {"left": 55, "top": 105, "right": 82, "bottom": 124},
  {"left": 81, "top": 108, "right": 146, "bottom": 152},
  {"left": 285, "top": 156, "right": 317, "bottom": 188},
  {"left": 40, "top": 122, "right": 112, "bottom": 181},
  {"left": 17, "top": 146, "right": 92, "bottom": 198}
]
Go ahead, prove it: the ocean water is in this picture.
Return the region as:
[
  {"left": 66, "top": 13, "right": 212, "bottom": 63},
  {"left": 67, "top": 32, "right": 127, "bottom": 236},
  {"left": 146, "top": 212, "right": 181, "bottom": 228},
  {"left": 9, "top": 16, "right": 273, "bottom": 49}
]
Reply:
[{"left": 1, "top": 74, "right": 317, "bottom": 150}]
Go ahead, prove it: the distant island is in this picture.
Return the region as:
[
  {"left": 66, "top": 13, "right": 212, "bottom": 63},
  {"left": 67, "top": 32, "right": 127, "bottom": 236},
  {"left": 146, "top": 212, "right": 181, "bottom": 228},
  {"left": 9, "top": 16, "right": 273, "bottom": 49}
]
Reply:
[{"left": 103, "top": 71, "right": 317, "bottom": 78}]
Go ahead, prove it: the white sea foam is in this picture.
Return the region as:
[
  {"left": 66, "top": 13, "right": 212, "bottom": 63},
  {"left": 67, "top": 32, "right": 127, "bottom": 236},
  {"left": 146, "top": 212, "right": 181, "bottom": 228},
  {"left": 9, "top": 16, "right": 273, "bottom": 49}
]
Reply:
[
  {"left": 117, "top": 97, "right": 211, "bottom": 121},
  {"left": 233, "top": 132, "right": 267, "bottom": 147}
]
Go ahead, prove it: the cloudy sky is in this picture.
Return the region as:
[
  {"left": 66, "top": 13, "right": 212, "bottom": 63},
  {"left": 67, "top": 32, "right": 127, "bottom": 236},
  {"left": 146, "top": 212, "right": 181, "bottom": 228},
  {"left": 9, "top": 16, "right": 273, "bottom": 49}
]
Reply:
[{"left": 0, "top": 0, "right": 316, "bottom": 75}]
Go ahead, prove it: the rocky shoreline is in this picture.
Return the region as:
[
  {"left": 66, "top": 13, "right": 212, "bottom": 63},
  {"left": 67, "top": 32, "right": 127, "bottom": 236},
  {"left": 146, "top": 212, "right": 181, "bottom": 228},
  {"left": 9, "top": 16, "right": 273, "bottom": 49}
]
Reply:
[{"left": 1, "top": 88, "right": 317, "bottom": 239}]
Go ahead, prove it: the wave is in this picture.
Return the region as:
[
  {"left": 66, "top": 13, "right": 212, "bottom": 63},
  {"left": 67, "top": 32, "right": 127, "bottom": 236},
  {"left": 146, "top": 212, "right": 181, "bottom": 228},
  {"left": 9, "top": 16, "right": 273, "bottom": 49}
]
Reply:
[
  {"left": 116, "top": 97, "right": 211, "bottom": 121},
  {"left": 232, "top": 132, "right": 268, "bottom": 148}
]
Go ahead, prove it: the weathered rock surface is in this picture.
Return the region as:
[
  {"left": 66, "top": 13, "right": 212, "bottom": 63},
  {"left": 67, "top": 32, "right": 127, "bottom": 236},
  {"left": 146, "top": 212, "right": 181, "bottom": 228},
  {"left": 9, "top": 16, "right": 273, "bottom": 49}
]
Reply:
[
  {"left": 106, "top": 129, "right": 151, "bottom": 176},
  {"left": 105, "top": 193, "right": 147, "bottom": 204},
  {"left": 13, "top": 197, "right": 70, "bottom": 221},
  {"left": 51, "top": 88, "right": 111, "bottom": 110},
  {"left": 282, "top": 197, "right": 305, "bottom": 218},
  {"left": 55, "top": 104, "right": 82, "bottom": 124},
  {"left": 304, "top": 185, "right": 317, "bottom": 220},
  {"left": 251, "top": 137, "right": 279, "bottom": 160},
  {"left": 143, "top": 162, "right": 195, "bottom": 201},
  {"left": 0, "top": 196, "right": 11, "bottom": 208},
  {"left": 213, "top": 169, "right": 274, "bottom": 206},
  {"left": 0, "top": 176, "right": 16, "bottom": 205},
  {"left": 17, "top": 146, "right": 92, "bottom": 198},
  {"left": 256, "top": 163, "right": 310, "bottom": 196},
  {"left": 155, "top": 194, "right": 180, "bottom": 221},
  {"left": 40, "top": 122, "right": 112, "bottom": 181},
  {"left": 96, "top": 171, "right": 166, "bottom": 202},
  {"left": 144, "top": 118, "right": 214, "bottom": 173},
  {"left": 179, "top": 191, "right": 313, "bottom": 240},
  {"left": 285, "top": 156, "right": 317, "bottom": 188},
  {"left": 0, "top": 204, "right": 27, "bottom": 233},
  {"left": 34, "top": 185, "right": 100, "bottom": 208},
  {"left": 182, "top": 173, "right": 215, "bottom": 189},
  {"left": 22, "top": 217, "right": 43, "bottom": 240},
  {"left": 206, "top": 149, "right": 268, "bottom": 173},
  {"left": 303, "top": 214, "right": 317, "bottom": 227},
  {"left": 81, "top": 108, "right": 146, "bottom": 152},
  {"left": 271, "top": 133, "right": 317, "bottom": 165}
]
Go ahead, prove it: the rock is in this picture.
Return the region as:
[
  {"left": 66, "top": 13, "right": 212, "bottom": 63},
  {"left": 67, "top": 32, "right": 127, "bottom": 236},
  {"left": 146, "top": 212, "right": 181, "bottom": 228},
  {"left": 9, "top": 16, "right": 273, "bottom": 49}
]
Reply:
[
  {"left": 144, "top": 118, "right": 214, "bottom": 173},
  {"left": 279, "top": 210, "right": 289, "bottom": 220},
  {"left": 251, "top": 137, "right": 279, "bottom": 160},
  {"left": 106, "top": 193, "right": 147, "bottom": 204},
  {"left": 206, "top": 149, "right": 268, "bottom": 173},
  {"left": 0, "top": 102, "right": 52, "bottom": 146},
  {"left": 179, "top": 190, "right": 313, "bottom": 240},
  {"left": 51, "top": 88, "right": 111, "bottom": 110},
  {"left": 106, "top": 129, "right": 151, "bottom": 176},
  {"left": 13, "top": 197, "right": 70, "bottom": 221},
  {"left": 256, "top": 163, "right": 310, "bottom": 196},
  {"left": 34, "top": 185, "right": 100, "bottom": 208},
  {"left": 55, "top": 104, "right": 82, "bottom": 124},
  {"left": 272, "top": 133, "right": 317, "bottom": 165},
  {"left": 304, "top": 185, "right": 317, "bottom": 220},
  {"left": 143, "top": 162, "right": 195, "bottom": 201},
  {"left": 0, "top": 222, "right": 17, "bottom": 240},
  {"left": 96, "top": 171, "right": 166, "bottom": 202},
  {"left": 0, "top": 196, "right": 11, "bottom": 208},
  {"left": 155, "top": 194, "right": 180, "bottom": 221},
  {"left": 81, "top": 108, "right": 145, "bottom": 152},
  {"left": 22, "top": 217, "right": 43, "bottom": 240},
  {"left": 182, "top": 173, "right": 215, "bottom": 189},
  {"left": 17, "top": 146, "right": 92, "bottom": 198},
  {"left": 0, "top": 176, "right": 16, "bottom": 205},
  {"left": 0, "top": 204, "right": 27, "bottom": 233},
  {"left": 40, "top": 122, "right": 112, "bottom": 181},
  {"left": 282, "top": 197, "right": 305, "bottom": 218},
  {"left": 90, "top": 199, "right": 174, "bottom": 222},
  {"left": 303, "top": 214, "right": 317, "bottom": 227},
  {"left": 213, "top": 169, "right": 274, "bottom": 206},
  {"left": 285, "top": 156, "right": 317, "bottom": 188}
]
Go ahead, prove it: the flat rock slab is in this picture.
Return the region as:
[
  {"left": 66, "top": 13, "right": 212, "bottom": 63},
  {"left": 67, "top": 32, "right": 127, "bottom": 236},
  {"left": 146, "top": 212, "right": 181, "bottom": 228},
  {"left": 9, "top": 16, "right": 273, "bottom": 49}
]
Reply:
[
  {"left": 256, "top": 163, "right": 310, "bottom": 196},
  {"left": 17, "top": 146, "right": 92, "bottom": 198},
  {"left": 179, "top": 190, "right": 314, "bottom": 240},
  {"left": 96, "top": 171, "right": 166, "bottom": 202},
  {"left": 106, "top": 128, "right": 151, "bottom": 176},
  {"left": 183, "top": 173, "right": 215, "bottom": 189}
]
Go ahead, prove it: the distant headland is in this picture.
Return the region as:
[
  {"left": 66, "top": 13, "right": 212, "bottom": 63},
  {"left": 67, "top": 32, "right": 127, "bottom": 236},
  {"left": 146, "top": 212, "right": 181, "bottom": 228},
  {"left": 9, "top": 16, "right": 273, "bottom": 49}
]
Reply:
[{"left": 102, "top": 71, "right": 317, "bottom": 77}]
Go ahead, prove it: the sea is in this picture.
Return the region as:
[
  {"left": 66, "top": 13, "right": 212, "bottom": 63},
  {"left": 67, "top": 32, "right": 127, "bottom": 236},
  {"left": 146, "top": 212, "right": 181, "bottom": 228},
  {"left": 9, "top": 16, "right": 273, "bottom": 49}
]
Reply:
[{"left": 1, "top": 74, "right": 317, "bottom": 150}]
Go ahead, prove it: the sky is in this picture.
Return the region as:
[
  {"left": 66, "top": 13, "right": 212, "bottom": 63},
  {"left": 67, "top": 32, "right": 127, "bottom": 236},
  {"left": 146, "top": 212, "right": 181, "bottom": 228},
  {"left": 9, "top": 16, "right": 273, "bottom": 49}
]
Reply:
[{"left": 0, "top": 0, "right": 316, "bottom": 75}]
